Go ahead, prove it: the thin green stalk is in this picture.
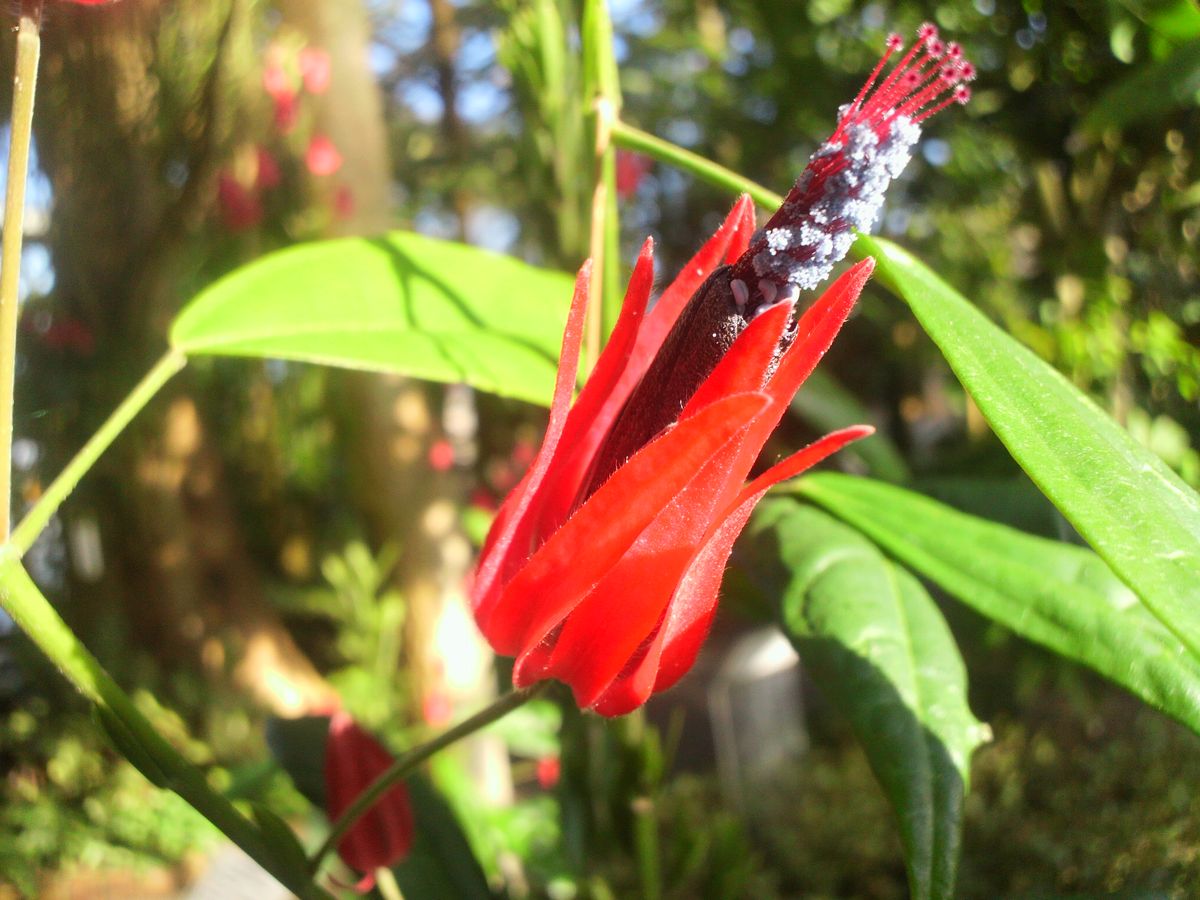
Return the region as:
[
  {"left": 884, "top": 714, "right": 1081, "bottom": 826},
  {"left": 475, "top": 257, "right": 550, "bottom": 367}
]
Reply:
[
  {"left": 8, "top": 349, "right": 186, "bottom": 557},
  {"left": 0, "top": 0, "right": 44, "bottom": 541},
  {"left": 632, "top": 795, "right": 661, "bottom": 900},
  {"left": 581, "top": 0, "right": 622, "bottom": 361},
  {"left": 610, "top": 120, "right": 784, "bottom": 209},
  {"left": 310, "top": 682, "right": 550, "bottom": 874},
  {"left": 0, "top": 559, "right": 330, "bottom": 899}
]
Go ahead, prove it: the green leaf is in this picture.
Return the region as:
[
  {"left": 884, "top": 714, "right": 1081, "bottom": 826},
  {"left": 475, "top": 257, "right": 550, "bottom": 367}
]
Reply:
[
  {"left": 249, "top": 804, "right": 312, "bottom": 886},
  {"left": 797, "top": 473, "right": 1200, "bottom": 736},
  {"left": 391, "top": 775, "right": 493, "bottom": 900},
  {"left": 859, "top": 234, "right": 1200, "bottom": 665},
  {"left": 745, "top": 500, "right": 987, "bottom": 900},
  {"left": 171, "top": 232, "right": 573, "bottom": 406},
  {"left": 1080, "top": 38, "right": 1200, "bottom": 133}
]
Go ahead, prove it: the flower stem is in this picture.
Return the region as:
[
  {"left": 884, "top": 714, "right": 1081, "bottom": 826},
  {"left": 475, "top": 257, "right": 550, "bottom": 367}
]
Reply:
[
  {"left": 309, "top": 682, "right": 550, "bottom": 874},
  {"left": 0, "top": 0, "right": 44, "bottom": 541},
  {"left": 9, "top": 349, "right": 186, "bottom": 557},
  {"left": 0, "top": 559, "right": 331, "bottom": 899},
  {"left": 610, "top": 120, "right": 785, "bottom": 210}
]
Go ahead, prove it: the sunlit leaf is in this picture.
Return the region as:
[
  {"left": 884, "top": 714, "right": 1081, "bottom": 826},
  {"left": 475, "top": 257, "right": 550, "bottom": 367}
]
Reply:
[
  {"left": 797, "top": 473, "right": 1200, "bottom": 736},
  {"left": 859, "top": 234, "right": 1200, "bottom": 671},
  {"left": 171, "top": 232, "right": 573, "bottom": 406}
]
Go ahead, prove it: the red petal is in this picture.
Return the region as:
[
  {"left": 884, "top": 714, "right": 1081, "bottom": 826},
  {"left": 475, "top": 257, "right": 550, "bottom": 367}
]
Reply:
[
  {"left": 765, "top": 258, "right": 874, "bottom": 406},
  {"left": 535, "top": 240, "right": 656, "bottom": 530},
  {"left": 483, "top": 392, "right": 771, "bottom": 657},
  {"left": 631, "top": 196, "right": 756, "bottom": 372},
  {"left": 590, "top": 426, "right": 874, "bottom": 715},
  {"left": 473, "top": 262, "right": 592, "bottom": 630}
]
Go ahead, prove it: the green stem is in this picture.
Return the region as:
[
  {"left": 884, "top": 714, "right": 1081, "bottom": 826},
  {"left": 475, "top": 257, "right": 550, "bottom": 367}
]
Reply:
[
  {"left": 0, "top": 0, "right": 44, "bottom": 541},
  {"left": 581, "top": 0, "right": 622, "bottom": 361},
  {"left": 610, "top": 120, "right": 785, "bottom": 209},
  {"left": 8, "top": 349, "right": 185, "bottom": 557},
  {"left": 0, "top": 559, "right": 330, "bottom": 899},
  {"left": 310, "top": 682, "right": 550, "bottom": 874}
]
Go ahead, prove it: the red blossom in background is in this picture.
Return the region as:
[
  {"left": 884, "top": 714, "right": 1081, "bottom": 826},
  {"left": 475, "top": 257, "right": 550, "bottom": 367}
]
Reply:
[
  {"left": 469, "top": 24, "right": 971, "bottom": 717},
  {"left": 255, "top": 146, "right": 282, "bottom": 190},
  {"left": 300, "top": 47, "right": 332, "bottom": 95},
  {"left": 324, "top": 712, "right": 415, "bottom": 892},
  {"left": 536, "top": 756, "right": 561, "bottom": 790},
  {"left": 615, "top": 149, "right": 650, "bottom": 198},
  {"left": 305, "top": 134, "right": 343, "bottom": 176},
  {"left": 216, "top": 172, "right": 263, "bottom": 232}
]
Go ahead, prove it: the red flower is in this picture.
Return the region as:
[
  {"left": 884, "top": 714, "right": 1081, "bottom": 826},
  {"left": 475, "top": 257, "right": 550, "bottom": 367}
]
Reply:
[
  {"left": 300, "top": 47, "right": 332, "bottom": 95},
  {"left": 469, "top": 25, "right": 971, "bottom": 717},
  {"left": 216, "top": 172, "right": 262, "bottom": 232},
  {"left": 615, "top": 149, "right": 650, "bottom": 198},
  {"left": 324, "top": 712, "right": 415, "bottom": 891},
  {"left": 536, "top": 756, "right": 561, "bottom": 790},
  {"left": 305, "top": 134, "right": 343, "bottom": 176}
]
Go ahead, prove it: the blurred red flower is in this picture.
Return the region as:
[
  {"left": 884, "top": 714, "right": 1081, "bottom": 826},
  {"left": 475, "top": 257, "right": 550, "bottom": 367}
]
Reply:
[
  {"left": 615, "top": 149, "right": 650, "bottom": 198},
  {"left": 255, "top": 146, "right": 282, "bottom": 190},
  {"left": 216, "top": 172, "right": 262, "bottom": 232},
  {"left": 305, "top": 134, "right": 343, "bottom": 176},
  {"left": 300, "top": 46, "right": 332, "bottom": 95},
  {"left": 536, "top": 756, "right": 561, "bottom": 790},
  {"left": 324, "top": 712, "right": 414, "bottom": 892}
]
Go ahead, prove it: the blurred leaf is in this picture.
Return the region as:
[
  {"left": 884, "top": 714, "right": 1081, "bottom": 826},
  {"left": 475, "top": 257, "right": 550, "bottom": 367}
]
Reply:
[
  {"left": 265, "top": 715, "right": 331, "bottom": 808},
  {"left": 1080, "top": 38, "right": 1200, "bottom": 133},
  {"left": 797, "top": 473, "right": 1200, "bottom": 737},
  {"left": 249, "top": 804, "right": 311, "bottom": 886},
  {"left": 792, "top": 368, "right": 910, "bottom": 482},
  {"left": 748, "top": 499, "right": 986, "bottom": 900},
  {"left": 860, "top": 235, "right": 1200, "bottom": 671},
  {"left": 172, "top": 232, "right": 573, "bottom": 406}
]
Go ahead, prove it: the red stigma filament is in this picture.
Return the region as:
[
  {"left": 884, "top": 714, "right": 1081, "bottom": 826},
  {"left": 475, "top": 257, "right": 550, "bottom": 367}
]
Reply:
[{"left": 835, "top": 22, "right": 975, "bottom": 140}]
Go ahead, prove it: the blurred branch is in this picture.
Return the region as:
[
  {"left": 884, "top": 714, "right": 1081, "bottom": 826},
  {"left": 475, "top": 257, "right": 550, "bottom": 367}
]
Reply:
[
  {"left": 0, "top": 0, "right": 43, "bottom": 540},
  {"left": 9, "top": 349, "right": 186, "bottom": 557},
  {"left": 610, "top": 119, "right": 783, "bottom": 209}
]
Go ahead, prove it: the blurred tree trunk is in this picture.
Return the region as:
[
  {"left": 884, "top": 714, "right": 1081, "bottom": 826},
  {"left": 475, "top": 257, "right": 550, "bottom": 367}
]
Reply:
[
  {"left": 26, "top": 0, "right": 334, "bottom": 714},
  {"left": 276, "top": 0, "right": 480, "bottom": 715}
]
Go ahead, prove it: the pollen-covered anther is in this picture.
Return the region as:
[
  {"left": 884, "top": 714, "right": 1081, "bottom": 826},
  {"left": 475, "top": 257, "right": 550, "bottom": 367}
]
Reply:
[{"left": 728, "top": 23, "right": 970, "bottom": 296}]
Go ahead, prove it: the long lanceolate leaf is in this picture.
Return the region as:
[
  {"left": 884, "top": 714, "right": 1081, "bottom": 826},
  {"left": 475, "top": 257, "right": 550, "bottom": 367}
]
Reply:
[
  {"left": 857, "top": 234, "right": 1200, "bottom": 665},
  {"left": 171, "top": 231, "right": 573, "bottom": 407},
  {"left": 797, "top": 473, "right": 1200, "bottom": 736},
  {"left": 745, "top": 500, "right": 987, "bottom": 900}
]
